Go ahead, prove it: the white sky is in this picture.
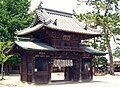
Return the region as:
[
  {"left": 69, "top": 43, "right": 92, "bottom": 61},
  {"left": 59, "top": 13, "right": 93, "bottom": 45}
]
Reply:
[{"left": 30, "top": 0, "right": 93, "bottom": 14}]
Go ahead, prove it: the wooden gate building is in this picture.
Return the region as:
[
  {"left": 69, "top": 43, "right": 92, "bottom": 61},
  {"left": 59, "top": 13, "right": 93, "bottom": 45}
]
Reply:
[{"left": 9, "top": 6, "right": 106, "bottom": 84}]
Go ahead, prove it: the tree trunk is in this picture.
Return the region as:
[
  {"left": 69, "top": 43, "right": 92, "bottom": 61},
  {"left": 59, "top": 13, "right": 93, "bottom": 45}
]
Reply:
[
  {"left": 1, "top": 63, "right": 4, "bottom": 80},
  {"left": 108, "top": 42, "right": 114, "bottom": 75},
  {"left": 106, "top": 29, "right": 114, "bottom": 75}
]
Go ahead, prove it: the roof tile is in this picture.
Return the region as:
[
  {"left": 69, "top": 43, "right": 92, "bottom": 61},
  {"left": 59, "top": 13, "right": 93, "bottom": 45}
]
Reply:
[{"left": 17, "top": 8, "right": 101, "bottom": 36}]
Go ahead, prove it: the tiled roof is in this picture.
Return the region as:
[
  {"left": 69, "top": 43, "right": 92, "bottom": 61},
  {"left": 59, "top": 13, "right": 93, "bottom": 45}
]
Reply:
[
  {"left": 15, "top": 38, "right": 58, "bottom": 51},
  {"left": 84, "top": 47, "right": 107, "bottom": 55},
  {"left": 79, "top": 45, "right": 107, "bottom": 56},
  {"left": 17, "top": 8, "right": 101, "bottom": 36}
]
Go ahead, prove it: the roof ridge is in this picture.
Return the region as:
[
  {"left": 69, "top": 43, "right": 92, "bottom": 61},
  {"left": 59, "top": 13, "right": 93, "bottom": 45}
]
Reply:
[{"left": 43, "top": 8, "right": 73, "bottom": 17}]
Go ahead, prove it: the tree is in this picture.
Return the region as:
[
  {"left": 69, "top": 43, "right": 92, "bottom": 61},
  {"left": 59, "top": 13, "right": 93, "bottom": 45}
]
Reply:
[
  {"left": 77, "top": 0, "right": 120, "bottom": 75},
  {"left": 0, "top": 41, "right": 12, "bottom": 80},
  {"left": 0, "top": 0, "right": 33, "bottom": 78},
  {"left": 5, "top": 54, "right": 20, "bottom": 74},
  {"left": 93, "top": 56, "right": 108, "bottom": 73},
  {"left": 113, "top": 47, "right": 120, "bottom": 58},
  {"left": 0, "top": 0, "right": 33, "bottom": 42},
  {"left": 113, "top": 36, "right": 120, "bottom": 58}
]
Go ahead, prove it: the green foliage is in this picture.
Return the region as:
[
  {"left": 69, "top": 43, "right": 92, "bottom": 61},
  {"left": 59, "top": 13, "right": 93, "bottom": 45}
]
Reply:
[
  {"left": 0, "top": 41, "right": 13, "bottom": 79},
  {"left": 78, "top": 0, "right": 120, "bottom": 74},
  {"left": 78, "top": 0, "right": 120, "bottom": 54},
  {"left": 0, "top": 0, "right": 33, "bottom": 42},
  {"left": 6, "top": 54, "right": 20, "bottom": 65},
  {"left": 93, "top": 57, "right": 108, "bottom": 66},
  {"left": 113, "top": 47, "right": 120, "bottom": 58},
  {"left": 0, "top": 54, "right": 13, "bottom": 64},
  {"left": 77, "top": 0, "right": 120, "bottom": 35},
  {"left": 0, "top": 0, "right": 33, "bottom": 69},
  {"left": 0, "top": 41, "right": 13, "bottom": 64}
]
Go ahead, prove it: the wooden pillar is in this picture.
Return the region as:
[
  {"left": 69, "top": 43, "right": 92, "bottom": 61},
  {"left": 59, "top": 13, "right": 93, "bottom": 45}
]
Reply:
[
  {"left": 90, "top": 57, "right": 93, "bottom": 80},
  {"left": 48, "top": 58, "right": 52, "bottom": 84},
  {"left": 32, "top": 56, "right": 35, "bottom": 83},
  {"left": 20, "top": 59, "right": 22, "bottom": 81},
  {"left": 79, "top": 57, "right": 82, "bottom": 82},
  {"left": 20, "top": 56, "right": 27, "bottom": 82}
]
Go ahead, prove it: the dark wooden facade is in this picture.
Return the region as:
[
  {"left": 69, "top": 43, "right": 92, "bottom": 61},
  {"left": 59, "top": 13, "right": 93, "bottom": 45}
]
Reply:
[
  {"left": 19, "top": 50, "right": 93, "bottom": 84},
  {"left": 9, "top": 6, "right": 106, "bottom": 84}
]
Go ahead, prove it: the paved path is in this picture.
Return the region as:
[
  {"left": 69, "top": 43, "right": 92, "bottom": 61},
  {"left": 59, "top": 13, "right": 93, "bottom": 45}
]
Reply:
[{"left": 0, "top": 74, "right": 120, "bottom": 87}]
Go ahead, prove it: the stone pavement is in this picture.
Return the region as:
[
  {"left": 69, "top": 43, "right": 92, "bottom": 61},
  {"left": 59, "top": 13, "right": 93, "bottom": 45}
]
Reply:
[{"left": 0, "top": 73, "right": 120, "bottom": 87}]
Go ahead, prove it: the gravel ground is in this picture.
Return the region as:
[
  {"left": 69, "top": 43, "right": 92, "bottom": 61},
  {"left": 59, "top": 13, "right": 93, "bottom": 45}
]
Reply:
[{"left": 0, "top": 73, "right": 120, "bottom": 87}]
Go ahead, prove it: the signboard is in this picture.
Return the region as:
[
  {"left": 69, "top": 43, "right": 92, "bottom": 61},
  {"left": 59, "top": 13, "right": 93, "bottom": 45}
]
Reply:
[{"left": 53, "top": 59, "right": 73, "bottom": 67}]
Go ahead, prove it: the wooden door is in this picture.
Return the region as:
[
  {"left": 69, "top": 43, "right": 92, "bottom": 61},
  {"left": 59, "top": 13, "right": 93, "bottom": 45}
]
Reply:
[
  {"left": 65, "top": 67, "right": 72, "bottom": 81},
  {"left": 82, "top": 58, "right": 92, "bottom": 81},
  {"left": 34, "top": 57, "right": 49, "bottom": 84}
]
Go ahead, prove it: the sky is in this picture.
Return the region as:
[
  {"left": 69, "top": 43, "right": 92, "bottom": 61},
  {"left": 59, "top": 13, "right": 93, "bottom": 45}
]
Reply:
[{"left": 30, "top": 0, "right": 93, "bottom": 14}]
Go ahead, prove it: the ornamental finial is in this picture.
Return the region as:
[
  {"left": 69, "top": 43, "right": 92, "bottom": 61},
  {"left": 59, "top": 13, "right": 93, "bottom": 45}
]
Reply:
[{"left": 38, "top": 1, "right": 43, "bottom": 10}]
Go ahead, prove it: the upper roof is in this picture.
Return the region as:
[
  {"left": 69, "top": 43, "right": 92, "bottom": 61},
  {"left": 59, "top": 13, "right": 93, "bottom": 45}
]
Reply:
[{"left": 17, "top": 7, "right": 101, "bottom": 36}]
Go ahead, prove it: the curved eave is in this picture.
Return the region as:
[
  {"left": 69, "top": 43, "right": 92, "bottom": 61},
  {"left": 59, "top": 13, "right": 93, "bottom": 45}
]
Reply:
[
  {"left": 85, "top": 47, "right": 107, "bottom": 56},
  {"left": 17, "top": 24, "right": 44, "bottom": 36},
  {"left": 17, "top": 24, "right": 101, "bottom": 37}
]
